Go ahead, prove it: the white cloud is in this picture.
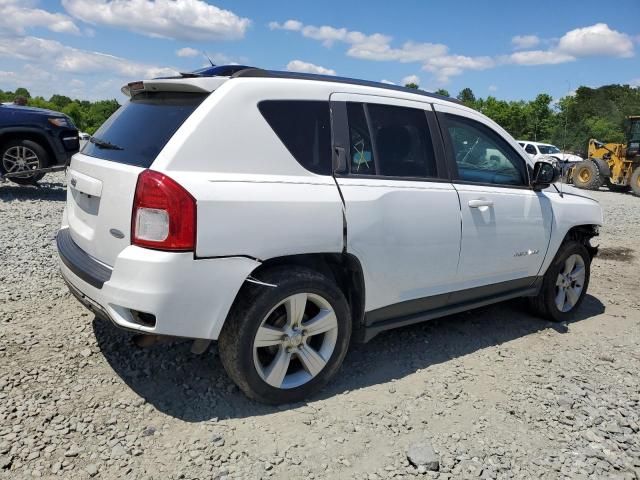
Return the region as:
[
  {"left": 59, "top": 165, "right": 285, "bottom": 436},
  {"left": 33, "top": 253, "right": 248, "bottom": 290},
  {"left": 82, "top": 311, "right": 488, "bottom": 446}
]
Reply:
[
  {"left": 423, "top": 55, "right": 495, "bottom": 83},
  {"left": 511, "top": 35, "right": 540, "bottom": 50},
  {"left": 0, "top": 0, "right": 80, "bottom": 35},
  {"left": 630, "top": 78, "right": 640, "bottom": 87},
  {"left": 0, "top": 35, "right": 177, "bottom": 79},
  {"left": 0, "top": 70, "right": 17, "bottom": 81},
  {"left": 488, "top": 85, "right": 498, "bottom": 92},
  {"left": 507, "top": 50, "right": 575, "bottom": 66},
  {"left": 401, "top": 74, "right": 420, "bottom": 86},
  {"left": 507, "top": 23, "right": 634, "bottom": 66},
  {"left": 62, "top": 0, "right": 250, "bottom": 41},
  {"left": 348, "top": 39, "right": 447, "bottom": 63},
  {"left": 269, "top": 20, "right": 303, "bottom": 32},
  {"left": 380, "top": 79, "right": 396, "bottom": 85},
  {"left": 556, "top": 23, "right": 634, "bottom": 58},
  {"left": 176, "top": 47, "right": 199, "bottom": 58},
  {"left": 286, "top": 60, "right": 336, "bottom": 76},
  {"left": 272, "top": 19, "right": 635, "bottom": 84},
  {"left": 271, "top": 19, "right": 489, "bottom": 83}
]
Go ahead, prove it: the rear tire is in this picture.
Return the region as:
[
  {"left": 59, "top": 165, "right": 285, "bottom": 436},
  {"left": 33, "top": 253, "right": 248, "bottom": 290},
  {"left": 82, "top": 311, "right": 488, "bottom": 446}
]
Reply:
[
  {"left": 0, "top": 139, "right": 48, "bottom": 185},
  {"left": 529, "top": 241, "right": 591, "bottom": 322},
  {"left": 631, "top": 167, "right": 640, "bottom": 197},
  {"left": 218, "top": 266, "right": 352, "bottom": 404},
  {"left": 572, "top": 160, "right": 602, "bottom": 190}
]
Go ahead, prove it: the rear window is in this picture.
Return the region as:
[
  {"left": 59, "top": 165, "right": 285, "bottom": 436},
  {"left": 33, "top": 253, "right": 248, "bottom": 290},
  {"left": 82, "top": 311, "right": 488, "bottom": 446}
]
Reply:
[
  {"left": 258, "top": 100, "right": 332, "bottom": 175},
  {"left": 82, "top": 92, "right": 207, "bottom": 168}
]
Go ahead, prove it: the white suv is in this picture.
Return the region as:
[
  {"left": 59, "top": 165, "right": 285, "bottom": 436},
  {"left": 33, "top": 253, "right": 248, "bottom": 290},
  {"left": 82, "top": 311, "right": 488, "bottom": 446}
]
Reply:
[{"left": 57, "top": 68, "right": 603, "bottom": 404}]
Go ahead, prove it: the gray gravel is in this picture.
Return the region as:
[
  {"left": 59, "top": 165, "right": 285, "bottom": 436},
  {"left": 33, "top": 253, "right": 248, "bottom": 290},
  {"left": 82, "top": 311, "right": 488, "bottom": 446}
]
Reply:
[{"left": 1, "top": 173, "right": 639, "bottom": 479}]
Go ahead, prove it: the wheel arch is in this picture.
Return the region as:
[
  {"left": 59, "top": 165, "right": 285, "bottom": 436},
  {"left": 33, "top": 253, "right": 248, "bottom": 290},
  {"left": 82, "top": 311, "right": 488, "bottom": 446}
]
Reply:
[
  {"left": 242, "top": 252, "right": 367, "bottom": 342},
  {"left": 562, "top": 224, "right": 599, "bottom": 259}
]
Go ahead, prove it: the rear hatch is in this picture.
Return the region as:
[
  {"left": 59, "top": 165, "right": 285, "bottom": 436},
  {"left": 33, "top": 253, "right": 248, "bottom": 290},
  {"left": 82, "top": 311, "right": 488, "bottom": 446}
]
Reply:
[{"left": 65, "top": 90, "right": 208, "bottom": 267}]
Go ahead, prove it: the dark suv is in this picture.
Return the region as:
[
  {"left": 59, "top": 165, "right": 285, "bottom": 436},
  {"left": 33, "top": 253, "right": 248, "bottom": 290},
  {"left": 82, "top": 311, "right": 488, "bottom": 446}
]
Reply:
[{"left": 0, "top": 103, "right": 80, "bottom": 184}]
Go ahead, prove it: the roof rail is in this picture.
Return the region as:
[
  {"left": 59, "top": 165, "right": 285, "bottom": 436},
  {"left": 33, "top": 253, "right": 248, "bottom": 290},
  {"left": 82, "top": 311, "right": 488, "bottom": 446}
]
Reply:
[{"left": 231, "top": 68, "right": 461, "bottom": 104}]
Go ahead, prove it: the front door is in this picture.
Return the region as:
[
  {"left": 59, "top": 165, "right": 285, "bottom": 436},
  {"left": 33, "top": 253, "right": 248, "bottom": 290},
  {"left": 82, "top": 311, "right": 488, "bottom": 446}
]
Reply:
[{"left": 434, "top": 103, "right": 552, "bottom": 295}]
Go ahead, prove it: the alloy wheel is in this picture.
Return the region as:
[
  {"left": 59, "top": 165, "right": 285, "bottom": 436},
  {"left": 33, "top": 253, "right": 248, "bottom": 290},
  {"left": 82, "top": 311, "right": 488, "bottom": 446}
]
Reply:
[
  {"left": 2, "top": 146, "right": 40, "bottom": 178},
  {"left": 555, "top": 254, "right": 586, "bottom": 312},
  {"left": 253, "top": 293, "right": 338, "bottom": 389}
]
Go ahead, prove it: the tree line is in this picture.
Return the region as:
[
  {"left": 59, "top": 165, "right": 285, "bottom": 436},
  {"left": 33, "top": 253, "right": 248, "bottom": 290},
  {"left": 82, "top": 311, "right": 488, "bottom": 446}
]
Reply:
[
  {"left": 3, "top": 83, "right": 640, "bottom": 155},
  {"left": 410, "top": 83, "right": 640, "bottom": 155}
]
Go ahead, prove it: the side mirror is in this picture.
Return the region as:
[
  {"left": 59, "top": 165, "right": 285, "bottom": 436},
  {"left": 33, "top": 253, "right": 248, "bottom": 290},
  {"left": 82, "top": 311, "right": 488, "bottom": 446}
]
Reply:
[{"left": 531, "top": 160, "right": 560, "bottom": 191}]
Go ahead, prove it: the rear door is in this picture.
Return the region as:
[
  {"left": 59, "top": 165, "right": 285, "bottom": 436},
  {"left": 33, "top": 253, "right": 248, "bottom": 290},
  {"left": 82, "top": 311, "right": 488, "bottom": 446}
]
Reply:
[
  {"left": 433, "top": 103, "right": 552, "bottom": 293},
  {"left": 330, "top": 93, "right": 461, "bottom": 316},
  {"left": 65, "top": 91, "right": 207, "bottom": 266}
]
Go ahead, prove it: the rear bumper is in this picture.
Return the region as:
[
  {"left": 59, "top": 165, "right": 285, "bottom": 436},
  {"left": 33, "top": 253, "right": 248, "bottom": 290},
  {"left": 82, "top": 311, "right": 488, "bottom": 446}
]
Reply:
[{"left": 56, "top": 229, "right": 260, "bottom": 339}]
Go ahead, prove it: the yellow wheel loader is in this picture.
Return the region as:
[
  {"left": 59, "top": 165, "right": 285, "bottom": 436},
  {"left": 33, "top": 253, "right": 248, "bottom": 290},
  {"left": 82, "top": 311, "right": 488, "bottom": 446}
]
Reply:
[{"left": 571, "top": 116, "right": 640, "bottom": 195}]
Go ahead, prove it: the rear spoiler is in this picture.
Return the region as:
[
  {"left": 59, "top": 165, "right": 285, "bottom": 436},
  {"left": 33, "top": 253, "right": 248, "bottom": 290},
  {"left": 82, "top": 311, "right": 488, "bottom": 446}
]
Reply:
[{"left": 121, "top": 77, "right": 229, "bottom": 97}]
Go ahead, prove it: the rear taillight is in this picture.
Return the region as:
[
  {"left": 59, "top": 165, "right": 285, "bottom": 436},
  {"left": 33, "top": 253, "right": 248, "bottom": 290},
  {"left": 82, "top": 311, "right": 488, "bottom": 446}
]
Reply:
[{"left": 131, "top": 170, "right": 196, "bottom": 251}]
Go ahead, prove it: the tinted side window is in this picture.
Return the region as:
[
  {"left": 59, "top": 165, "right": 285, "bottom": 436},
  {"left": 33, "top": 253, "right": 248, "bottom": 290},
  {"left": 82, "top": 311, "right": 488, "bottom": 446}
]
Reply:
[
  {"left": 525, "top": 144, "right": 537, "bottom": 155},
  {"left": 368, "top": 104, "right": 436, "bottom": 178},
  {"left": 346, "top": 103, "right": 375, "bottom": 175},
  {"left": 443, "top": 114, "right": 526, "bottom": 186},
  {"left": 259, "top": 100, "right": 332, "bottom": 175}
]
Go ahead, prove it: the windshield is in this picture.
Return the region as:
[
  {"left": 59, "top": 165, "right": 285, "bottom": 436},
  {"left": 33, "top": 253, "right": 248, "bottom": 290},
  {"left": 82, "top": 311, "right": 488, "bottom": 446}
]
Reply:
[
  {"left": 537, "top": 145, "right": 561, "bottom": 154},
  {"left": 82, "top": 91, "right": 207, "bottom": 167}
]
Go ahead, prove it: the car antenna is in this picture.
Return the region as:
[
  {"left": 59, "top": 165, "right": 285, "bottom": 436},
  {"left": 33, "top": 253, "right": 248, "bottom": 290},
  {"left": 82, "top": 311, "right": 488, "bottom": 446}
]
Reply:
[{"left": 203, "top": 52, "right": 216, "bottom": 67}]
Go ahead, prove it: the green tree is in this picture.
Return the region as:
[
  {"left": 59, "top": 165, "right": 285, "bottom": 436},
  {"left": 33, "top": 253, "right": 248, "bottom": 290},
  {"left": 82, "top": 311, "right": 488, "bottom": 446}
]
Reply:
[
  {"left": 456, "top": 88, "right": 476, "bottom": 107},
  {"left": 405, "top": 82, "right": 419, "bottom": 89},
  {"left": 49, "top": 94, "right": 73, "bottom": 109},
  {"left": 525, "top": 93, "right": 554, "bottom": 142},
  {"left": 14, "top": 87, "right": 31, "bottom": 99},
  {"left": 434, "top": 88, "right": 450, "bottom": 97},
  {"left": 62, "top": 102, "right": 84, "bottom": 128}
]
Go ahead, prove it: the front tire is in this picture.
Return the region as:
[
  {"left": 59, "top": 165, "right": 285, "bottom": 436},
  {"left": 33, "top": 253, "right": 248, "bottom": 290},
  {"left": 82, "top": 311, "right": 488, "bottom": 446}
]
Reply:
[
  {"left": 572, "top": 160, "right": 602, "bottom": 190},
  {"left": 218, "top": 267, "right": 352, "bottom": 404},
  {"left": 0, "top": 139, "right": 48, "bottom": 185},
  {"left": 529, "top": 241, "right": 591, "bottom": 322}
]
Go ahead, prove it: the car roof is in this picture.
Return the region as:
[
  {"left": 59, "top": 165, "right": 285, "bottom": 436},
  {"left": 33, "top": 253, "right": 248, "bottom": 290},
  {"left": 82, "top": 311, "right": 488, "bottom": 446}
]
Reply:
[
  {"left": 231, "top": 68, "right": 462, "bottom": 105},
  {"left": 124, "top": 65, "right": 462, "bottom": 106}
]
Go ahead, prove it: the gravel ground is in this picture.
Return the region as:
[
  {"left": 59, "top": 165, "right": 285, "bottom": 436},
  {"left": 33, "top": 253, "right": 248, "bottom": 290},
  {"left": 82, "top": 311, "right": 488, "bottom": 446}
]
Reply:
[{"left": 1, "top": 173, "right": 639, "bottom": 479}]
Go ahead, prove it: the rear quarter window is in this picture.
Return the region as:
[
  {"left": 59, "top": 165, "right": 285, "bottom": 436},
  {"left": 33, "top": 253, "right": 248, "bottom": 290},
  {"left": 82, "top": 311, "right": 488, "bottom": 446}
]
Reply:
[
  {"left": 82, "top": 92, "right": 207, "bottom": 168},
  {"left": 258, "top": 100, "right": 332, "bottom": 175}
]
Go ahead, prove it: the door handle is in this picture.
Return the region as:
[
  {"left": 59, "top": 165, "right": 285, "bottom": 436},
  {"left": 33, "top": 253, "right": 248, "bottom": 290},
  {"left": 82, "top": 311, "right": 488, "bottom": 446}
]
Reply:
[{"left": 468, "top": 199, "right": 494, "bottom": 208}]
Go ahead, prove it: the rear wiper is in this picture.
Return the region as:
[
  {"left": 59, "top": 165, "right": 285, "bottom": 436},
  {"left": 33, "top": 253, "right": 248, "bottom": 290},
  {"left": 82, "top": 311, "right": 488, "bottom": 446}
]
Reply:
[
  {"left": 90, "top": 136, "right": 123, "bottom": 150},
  {"left": 179, "top": 72, "right": 203, "bottom": 78}
]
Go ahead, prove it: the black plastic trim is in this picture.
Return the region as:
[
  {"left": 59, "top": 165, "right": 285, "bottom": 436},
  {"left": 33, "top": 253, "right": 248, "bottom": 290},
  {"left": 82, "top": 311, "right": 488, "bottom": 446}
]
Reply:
[
  {"left": 362, "top": 276, "right": 541, "bottom": 342},
  {"left": 233, "top": 69, "right": 463, "bottom": 105},
  {"left": 56, "top": 228, "right": 112, "bottom": 289}
]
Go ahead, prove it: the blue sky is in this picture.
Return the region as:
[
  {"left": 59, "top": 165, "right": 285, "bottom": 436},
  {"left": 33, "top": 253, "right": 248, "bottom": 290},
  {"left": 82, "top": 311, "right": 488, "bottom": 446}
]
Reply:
[{"left": 0, "top": 0, "right": 638, "bottom": 101}]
